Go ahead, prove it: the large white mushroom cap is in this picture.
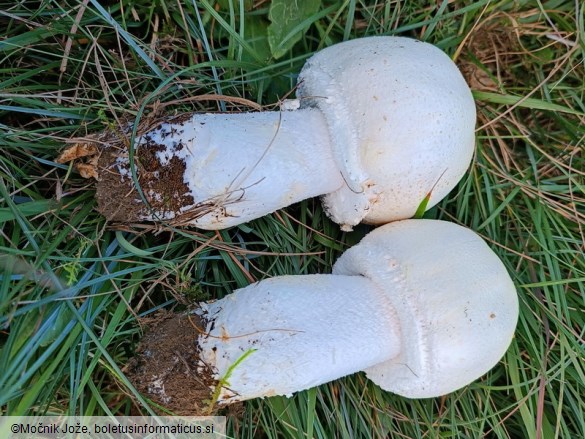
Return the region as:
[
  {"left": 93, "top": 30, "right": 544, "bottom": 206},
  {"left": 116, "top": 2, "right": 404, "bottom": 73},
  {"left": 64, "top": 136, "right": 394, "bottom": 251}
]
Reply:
[
  {"left": 333, "top": 219, "right": 518, "bottom": 398},
  {"left": 298, "top": 37, "right": 476, "bottom": 230}
]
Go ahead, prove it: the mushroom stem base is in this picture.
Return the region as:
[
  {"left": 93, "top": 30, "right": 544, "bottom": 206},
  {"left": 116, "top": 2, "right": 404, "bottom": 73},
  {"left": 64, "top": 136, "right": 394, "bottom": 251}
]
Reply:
[{"left": 127, "top": 311, "right": 220, "bottom": 416}]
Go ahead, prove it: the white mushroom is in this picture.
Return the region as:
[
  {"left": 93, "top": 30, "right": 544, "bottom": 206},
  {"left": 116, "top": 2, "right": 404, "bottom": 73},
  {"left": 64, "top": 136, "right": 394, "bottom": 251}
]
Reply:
[
  {"left": 97, "top": 36, "right": 476, "bottom": 230},
  {"left": 195, "top": 219, "right": 518, "bottom": 402}
]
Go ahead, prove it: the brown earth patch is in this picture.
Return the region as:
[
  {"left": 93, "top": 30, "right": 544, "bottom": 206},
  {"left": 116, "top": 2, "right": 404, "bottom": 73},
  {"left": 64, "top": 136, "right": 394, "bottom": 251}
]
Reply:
[
  {"left": 95, "top": 130, "right": 195, "bottom": 223},
  {"left": 126, "top": 311, "right": 218, "bottom": 416},
  {"left": 65, "top": 116, "right": 225, "bottom": 226}
]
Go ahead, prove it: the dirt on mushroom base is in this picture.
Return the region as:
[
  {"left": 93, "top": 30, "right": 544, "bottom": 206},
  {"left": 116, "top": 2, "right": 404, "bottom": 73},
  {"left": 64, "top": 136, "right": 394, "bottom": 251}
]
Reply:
[
  {"left": 58, "top": 113, "right": 219, "bottom": 226},
  {"left": 96, "top": 136, "right": 195, "bottom": 224},
  {"left": 127, "top": 311, "right": 221, "bottom": 416}
]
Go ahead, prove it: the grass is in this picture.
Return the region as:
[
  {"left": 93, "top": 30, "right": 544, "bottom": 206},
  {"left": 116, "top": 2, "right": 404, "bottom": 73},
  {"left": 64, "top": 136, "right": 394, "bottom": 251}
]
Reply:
[{"left": 0, "top": 0, "right": 583, "bottom": 437}]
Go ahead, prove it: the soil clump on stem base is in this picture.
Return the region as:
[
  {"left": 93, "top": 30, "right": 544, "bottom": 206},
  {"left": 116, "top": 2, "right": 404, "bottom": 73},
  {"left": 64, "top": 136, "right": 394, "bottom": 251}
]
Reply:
[
  {"left": 96, "top": 140, "right": 194, "bottom": 224},
  {"left": 127, "top": 311, "right": 217, "bottom": 416}
]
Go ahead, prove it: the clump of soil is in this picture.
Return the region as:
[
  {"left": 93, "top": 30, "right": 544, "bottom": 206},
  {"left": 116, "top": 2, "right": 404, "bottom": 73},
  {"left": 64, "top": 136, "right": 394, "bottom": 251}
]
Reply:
[
  {"left": 127, "top": 311, "right": 217, "bottom": 416},
  {"left": 95, "top": 124, "right": 195, "bottom": 223},
  {"left": 58, "top": 114, "right": 216, "bottom": 225}
]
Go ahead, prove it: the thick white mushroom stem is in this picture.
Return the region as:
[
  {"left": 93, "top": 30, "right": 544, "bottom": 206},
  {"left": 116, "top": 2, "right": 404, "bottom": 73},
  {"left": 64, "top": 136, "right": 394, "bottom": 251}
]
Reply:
[
  {"left": 128, "top": 109, "right": 343, "bottom": 228},
  {"left": 197, "top": 274, "right": 401, "bottom": 403}
]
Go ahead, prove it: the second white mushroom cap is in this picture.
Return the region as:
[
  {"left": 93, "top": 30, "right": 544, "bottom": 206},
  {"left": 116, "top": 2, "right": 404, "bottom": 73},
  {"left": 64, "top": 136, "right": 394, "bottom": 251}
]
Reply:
[{"left": 334, "top": 219, "right": 519, "bottom": 398}]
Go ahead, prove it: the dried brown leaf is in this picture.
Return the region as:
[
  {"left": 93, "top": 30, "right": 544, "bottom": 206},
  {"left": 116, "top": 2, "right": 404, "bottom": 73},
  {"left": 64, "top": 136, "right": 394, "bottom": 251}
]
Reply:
[
  {"left": 76, "top": 155, "right": 99, "bottom": 179},
  {"left": 56, "top": 143, "right": 98, "bottom": 163}
]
